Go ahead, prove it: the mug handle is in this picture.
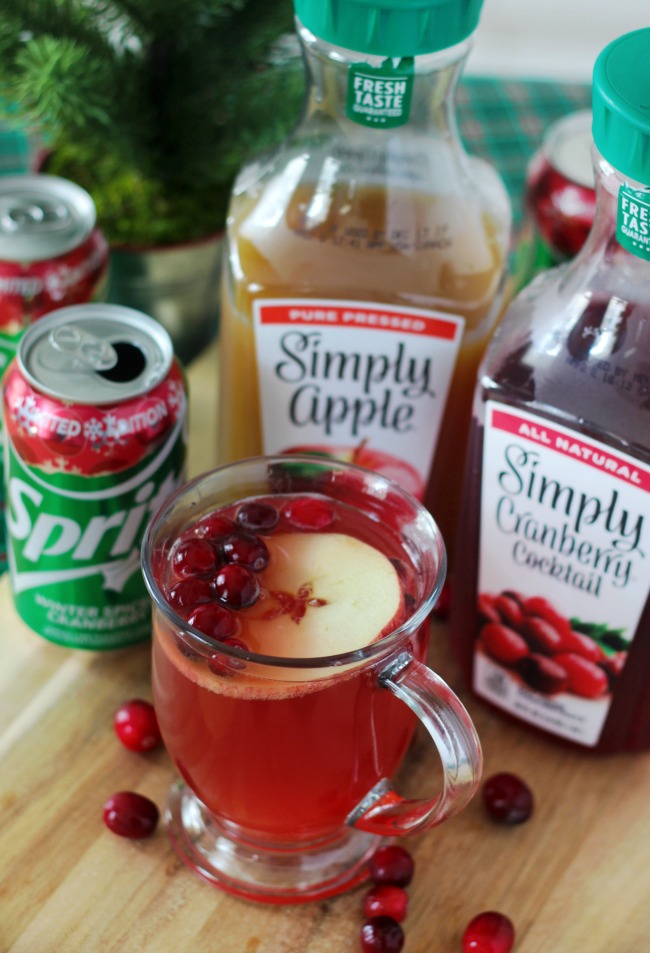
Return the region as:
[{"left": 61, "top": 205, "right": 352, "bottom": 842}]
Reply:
[{"left": 347, "top": 651, "right": 483, "bottom": 836}]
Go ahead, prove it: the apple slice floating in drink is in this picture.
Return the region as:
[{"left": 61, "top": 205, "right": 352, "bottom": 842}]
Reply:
[{"left": 247, "top": 533, "right": 404, "bottom": 658}]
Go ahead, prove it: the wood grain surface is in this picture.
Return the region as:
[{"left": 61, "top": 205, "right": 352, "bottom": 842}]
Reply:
[{"left": 2, "top": 339, "right": 648, "bottom": 953}]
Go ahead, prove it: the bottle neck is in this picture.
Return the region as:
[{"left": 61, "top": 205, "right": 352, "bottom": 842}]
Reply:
[{"left": 296, "top": 19, "right": 471, "bottom": 134}]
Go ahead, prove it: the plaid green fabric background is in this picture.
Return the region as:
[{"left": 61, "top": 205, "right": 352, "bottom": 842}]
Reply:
[
  {"left": 1, "top": 77, "right": 592, "bottom": 228},
  {"left": 457, "top": 77, "right": 592, "bottom": 227}
]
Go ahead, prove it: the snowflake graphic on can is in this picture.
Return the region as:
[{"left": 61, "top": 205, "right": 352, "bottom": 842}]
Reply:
[{"left": 12, "top": 395, "right": 41, "bottom": 433}]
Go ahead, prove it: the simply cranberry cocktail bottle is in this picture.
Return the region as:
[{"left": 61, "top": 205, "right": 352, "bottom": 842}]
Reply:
[
  {"left": 451, "top": 29, "right": 650, "bottom": 753},
  {"left": 142, "top": 456, "right": 482, "bottom": 904}
]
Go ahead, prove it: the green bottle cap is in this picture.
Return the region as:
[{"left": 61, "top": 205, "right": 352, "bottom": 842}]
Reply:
[
  {"left": 592, "top": 28, "right": 650, "bottom": 184},
  {"left": 293, "top": 0, "right": 484, "bottom": 58}
]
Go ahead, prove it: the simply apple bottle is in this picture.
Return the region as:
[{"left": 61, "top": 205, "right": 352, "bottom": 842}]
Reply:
[
  {"left": 451, "top": 29, "right": 650, "bottom": 753},
  {"left": 217, "top": 0, "right": 510, "bottom": 561}
]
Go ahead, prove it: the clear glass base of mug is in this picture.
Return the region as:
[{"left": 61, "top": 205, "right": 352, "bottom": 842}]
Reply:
[{"left": 164, "top": 780, "right": 385, "bottom": 905}]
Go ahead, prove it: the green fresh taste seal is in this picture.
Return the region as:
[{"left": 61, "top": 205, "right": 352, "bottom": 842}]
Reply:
[
  {"left": 346, "top": 58, "right": 414, "bottom": 128},
  {"left": 617, "top": 185, "right": 650, "bottom": 261}
]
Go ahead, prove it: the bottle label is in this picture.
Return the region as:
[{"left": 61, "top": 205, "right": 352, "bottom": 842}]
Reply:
[
  {"left": 475, "top": 402, "right": 650, "bottom": 746},
  {"left": 252, "top": 298, "right": 464, "bottom": 499},
  {"left": 346, "top": 59, "right": 414, "bottom": 129},
  {"left": 617, "top": 185, "right": 650, "bottom": 261}
]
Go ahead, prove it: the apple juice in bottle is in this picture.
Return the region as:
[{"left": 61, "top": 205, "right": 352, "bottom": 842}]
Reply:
[
  {"left": 452, "top": 29, "right": 650, "bottom": 753},
  {"left": 218, "top": 0, "right": 510, "bottom": 561}
]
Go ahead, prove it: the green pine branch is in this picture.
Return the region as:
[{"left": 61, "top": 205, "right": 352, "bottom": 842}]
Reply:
[{"left": 0, "top": 0, "right": 304, "bottom": 244}]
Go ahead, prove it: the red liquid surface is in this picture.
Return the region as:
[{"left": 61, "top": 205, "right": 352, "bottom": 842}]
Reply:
[{"left": 152, "top": 493, "right": 426, "bottom": 840}]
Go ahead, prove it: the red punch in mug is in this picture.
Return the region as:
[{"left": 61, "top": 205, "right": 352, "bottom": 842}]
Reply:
[{"left": 142, "top": 455, "right": 482, "bottom": 904}]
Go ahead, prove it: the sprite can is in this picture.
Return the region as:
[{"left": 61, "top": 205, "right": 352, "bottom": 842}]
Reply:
[{"left": 2, "top": 303, "right": 187, "bottom": 649}]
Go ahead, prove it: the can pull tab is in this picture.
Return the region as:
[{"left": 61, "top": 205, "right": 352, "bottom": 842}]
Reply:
[{"left": 49, "top": 325, "right": 118, "bottom": 372}]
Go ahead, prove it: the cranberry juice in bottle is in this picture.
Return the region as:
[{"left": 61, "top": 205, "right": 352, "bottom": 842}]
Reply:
[
  {"left": 151, "top": 489, "right": 426, "bottom": 839},
  {"left": 217, "top": 0, "right": 510, "bottom": 564},
  {"left": 452, "top": 29, "right": 650, "bottom": 753}
]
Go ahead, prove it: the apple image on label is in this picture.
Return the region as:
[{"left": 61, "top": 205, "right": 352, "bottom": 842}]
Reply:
[
  {"left": 246, "top": 533, "right": 405, "bottom": 658},
  {"left": 281, "top": 441, "right": 425, "bottom": 500}
]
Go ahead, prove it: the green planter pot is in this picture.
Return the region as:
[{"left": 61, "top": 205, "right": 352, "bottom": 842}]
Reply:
[{"left": 107, "top": 232, "right": 223, "bottom": 365}]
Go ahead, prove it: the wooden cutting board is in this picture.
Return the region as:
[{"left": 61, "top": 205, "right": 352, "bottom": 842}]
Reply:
[{"left": 2, "top": 339, "right": 649, "bottom": 953}]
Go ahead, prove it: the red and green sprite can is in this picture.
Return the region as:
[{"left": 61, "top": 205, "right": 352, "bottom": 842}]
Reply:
[{"left": 2, "top": 303, "right": 187, "bottom": 649}]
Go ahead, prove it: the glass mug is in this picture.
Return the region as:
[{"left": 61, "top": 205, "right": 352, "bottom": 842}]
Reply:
[{"left": 141, "top": 456, "right": 482, "bottom": 904}]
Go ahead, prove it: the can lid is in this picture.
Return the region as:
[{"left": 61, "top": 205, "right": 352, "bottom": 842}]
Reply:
[
  {"left": 543, "top": 110, "right": 595, "bottom": 190},
  {"left": 293, "top": 0, "right": 483, "bottom": 57},
  {"left": 0, "top": 174, "right": 96, "bottom": 262},
  {"left": 18, "top": 304, "right": 174, "bottom": 405},
  {"left": 592, "top": 28, "right": 650, "bottom": 184}
]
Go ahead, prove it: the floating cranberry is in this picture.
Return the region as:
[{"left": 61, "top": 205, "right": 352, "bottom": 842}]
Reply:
[
  {"left": 236, "top": 500, "right": 279, "bottom": 531},
  {"left": 369, "top": 845, "right": 414, "bottom": 887},
  {"left": 187, "top": 603, "right": 238, "bottom": 640},
  {"left": 517, "top": 653, "right": 568, "bottom": 695},
  {"left": 283, "top": 496, "right": 335, "bottom": 530},
  {"left": 207, "top": 637, "right": 248, "bottom": 676},
  {"left": 363, "top": 885, "right": 409, "bottom": 923},
  {"left": 167, "top": 577, "right": 213, "bottom": 612},
  {"left": 113, "top": 699, "right": 162, "bottom": 753},
  {"left": 221, "top": 532, "right": 270, "bottom": 571},
  {"left": 462, "top": 911, "right": 515, "bottom": 953},
  {"left": 520, "top": 616, "right": 565, "bottom": 656},
  {"left": 554, "top": 652, "right": 609, "bottom": 698},
  {"left": 481, "top": 623, "right": 529, "bottom": 667},
  {"left": 172, "top": 538, "right": 218, "bottom": 578},
  {"left": 102, "top": 791, "right": 159, "bottom": 839},
  {"left": 360, "top": 916, "right": 405, "bottom": 953},
  {"left": 483, "top": 772, "right": 533, "bottom": 825},
  {"left": 213, "top": 564, "right": 260, "bottom": 608},
  {"left": 195, "top": 512, "right": 236, "bottom": 540}
]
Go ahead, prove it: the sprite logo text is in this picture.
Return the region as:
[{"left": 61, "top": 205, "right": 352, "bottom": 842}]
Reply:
[
  {"left": 6, "top": 422, "right": 185, "bottom": 649},
  {"left": 8, "top": 471, "right": 177, "bottom": 567}
]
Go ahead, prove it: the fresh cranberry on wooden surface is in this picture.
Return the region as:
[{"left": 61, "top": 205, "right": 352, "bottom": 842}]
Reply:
[
  {"left": 483, "top": 772, "right": 533, "bottom": 825},
  {"left": 369, "top": 845, "right": 414, "bottom": 887},
  {"left": 113, "top": 699, "right": 161, "bottom": 753},
  {"left": 363, "top": 885, "right": 409, "bottom": 923},
  {"left": 102, "top": 791, "right": 159, "bottom": 839},
  {"left": 462, "top": 911, "right": 515, "bottom": 953},
  {"left": 359, "top": 916, "right": 405, "bottom": 953}
]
